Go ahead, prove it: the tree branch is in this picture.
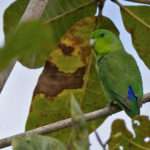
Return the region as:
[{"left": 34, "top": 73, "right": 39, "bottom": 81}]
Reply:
[
  {"left": 0, "top": 93, "right": 149, "bottom": 149},
  {"left": 125, "top": 0, "right": 150, "bottom": 5}
]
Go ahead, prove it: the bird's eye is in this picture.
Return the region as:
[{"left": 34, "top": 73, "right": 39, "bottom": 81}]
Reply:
[{"left": 99, "top": 33, "right": 105, "bottom": 37}]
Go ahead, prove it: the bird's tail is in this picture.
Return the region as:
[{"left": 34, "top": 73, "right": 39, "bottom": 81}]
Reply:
[
  {"left": 108, "top": 89, "right": 130, "bottom": 110},
  {"left": 128, "top": 85, "right": 137, "bottom": 102}
]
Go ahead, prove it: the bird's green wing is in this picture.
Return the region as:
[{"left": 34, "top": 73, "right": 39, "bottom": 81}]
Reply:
[{"left": 98, "top": 50, "right": 143, "bottom": 105}]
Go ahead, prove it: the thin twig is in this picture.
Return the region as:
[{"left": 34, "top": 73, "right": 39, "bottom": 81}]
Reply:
[
  {"left": 141, "top": 92, "right": 150, "bottom": 104},
  {"left": 0, "top": 106, "right": 115, "bottom": 148},
  {"left": 112, "top": 0, "right": 150, "bottom": 30},
  {"left": 95, "top": 130, "right": 106, "bottom": 150},
  {"left": 125, "top": 0, "right": 150, "bottom": 5},
  {"left": 0, "top": 93, "right": 150, "bottom": 148}
]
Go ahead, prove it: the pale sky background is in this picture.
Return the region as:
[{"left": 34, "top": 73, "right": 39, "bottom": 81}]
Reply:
[{"left": 0, "top": 0, "right": 149, "bottom": 150}]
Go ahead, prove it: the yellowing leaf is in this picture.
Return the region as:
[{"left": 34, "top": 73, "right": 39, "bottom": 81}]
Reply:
[
  {"left": 3, "top": 0, "right": 96, "bottom": 70},
  {"left": 26, "top": 16, "right": 119, "bottom": 143},
  {"left": 50, "top": 50, "right": 84, "bottom": 73},
  {"left": 108, "top": 116, "right": 150, "bottom": 150}
]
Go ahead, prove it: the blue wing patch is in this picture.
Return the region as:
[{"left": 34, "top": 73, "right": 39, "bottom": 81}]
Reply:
[{"left": 128, "top": 85, "right": 137, "bottom": 101}]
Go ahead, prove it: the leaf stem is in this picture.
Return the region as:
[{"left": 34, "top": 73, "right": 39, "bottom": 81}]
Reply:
[
  {"left": 44, "top": 1, "right": 96, "bottom": 24},
  {"left": 128, "top": 139, "right": 150, "bottom": 150},
  {"left": 125, "top": 0, "right": 150, "bottom": 5},
  {"left": 112, "top": 0, "right": 150, "bottom": 30},
  {"left": 81, "top": 53, "right": 93, "bottom": 105}
]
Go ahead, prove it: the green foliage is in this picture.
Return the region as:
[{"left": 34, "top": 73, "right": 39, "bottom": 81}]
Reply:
[
  {"left": 26, "top": 16, "right": 118, "bottom": 142},
  {"left": 42, "top": 0, "right": 96, "bottom": 41},
  {"left": 70, "top": 95, "right": 89, "bottom": 150},
  {"left": 108, "top": 116, "right": 150, "bottom": 149},
  {"left": 121, "top": 6, "right": 150, "bottom": 68},
  {"left": 2, "top": 1, "right": 150, "bottom": 149},
  {"left": 4, "top": 0, "right": 29, "bottom": 39},
  {"left": 0, "top": 21, "right": 54, "bottom": 69},
  {"left": 12, "top": 135, "right": 66, "bottom": 150},
  {"left": 2, "top": 0, "right": 96, "bottom": 69},
  {"left": 12, "top": 96, "right": 89, "bottom": 150}
]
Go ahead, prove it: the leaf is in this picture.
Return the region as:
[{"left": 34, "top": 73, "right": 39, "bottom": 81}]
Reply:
[
  {"left": 108, "top": 116, "right": 150, "bottom": 150},
  {"left": 69, "top": 95, "right": 89, "bottom": 150},
  {"left": 2, "top": 0, "right": 96, "bottom": 70},
  {"left": 26, "top": 16, "right": 119, "bottom": 143},
  {"left": 0, "top": 0, "right": 29, "bottom": 91},
  {"left": 0, "top": 21, "right": 54, "bottom": 69},
  {"left": 132, "top": 116, "right": 150, "bottom": 148},
  {"left": 12, "top": 135, "right": 67, "bottom": 150},
  {"left": 50, "top": 50, "right": 84, "bottom": 73},
  {"left": 108, "top": 119, "right": 133, "bottom": 149},
  {"left": 4, "top": 0, "right": 29, "bottom": 40},
  {"left": 121, "top": 6, "right": 150, "bottom": 68},
  {"left": 42, "top": 0, "right": 96, "bottom": 41}
]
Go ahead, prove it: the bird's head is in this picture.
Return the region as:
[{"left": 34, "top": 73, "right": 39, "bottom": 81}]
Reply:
[{"left": 90, "top": 29, "right": 123, "bottom": 56}]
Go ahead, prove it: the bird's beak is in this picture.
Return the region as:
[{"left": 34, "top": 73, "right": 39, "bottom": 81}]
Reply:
[{"left": 89, "top": 38, "right": 95, "bottom": 46}]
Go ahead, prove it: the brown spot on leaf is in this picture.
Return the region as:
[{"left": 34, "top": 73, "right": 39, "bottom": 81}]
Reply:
[
  {"left": 80, "top": 46, "right": 91, "bottom": 63},
  {"left": 58, "top": 43, "right": 74, "bottom": 55},
  {"left": 34, "top": 61, "right": 86, "bottom": 98},
  {"left": 73, "top": 36, "right": 84, "bottom": 45}
]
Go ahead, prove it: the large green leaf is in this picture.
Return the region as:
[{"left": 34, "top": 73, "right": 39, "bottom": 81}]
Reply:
[
  {"left": 121, "top": 6, "right": 150, "bottom": 68},
  {"left": 108, "top": 116, "right": 150, "bottom": 149},
  {"left": 2, "top": 0, "right": 96, "bottom": 69},
  {"left": 12, "top": 135, "right": 67, "bottom": 150},
  {"left": 0, "top": 21, "right": 54, "bottom": 69},
  {"left": 12, "top": 97, "right": 90, "bottom": 150},
  {"left": 4, "top": 0, "right": 29, "bottom": 40},
  {"left": 26, "top": 16, "right": 119, "bottom": 142},
  {"left": 0, "top": 0, "right": 29, "bottom": 91},
  {"left": 42, "top": 0, "right": 96, "bottom": 41}
]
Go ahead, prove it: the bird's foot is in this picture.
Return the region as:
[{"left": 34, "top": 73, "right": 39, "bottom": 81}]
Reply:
[{"left": 107, "top": 101, "right": 121, "bottom": 111}]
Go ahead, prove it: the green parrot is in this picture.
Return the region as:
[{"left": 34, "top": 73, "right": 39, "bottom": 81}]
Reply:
[{"left": 90, "top": 29, "right": 143, "bottom": 117}]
